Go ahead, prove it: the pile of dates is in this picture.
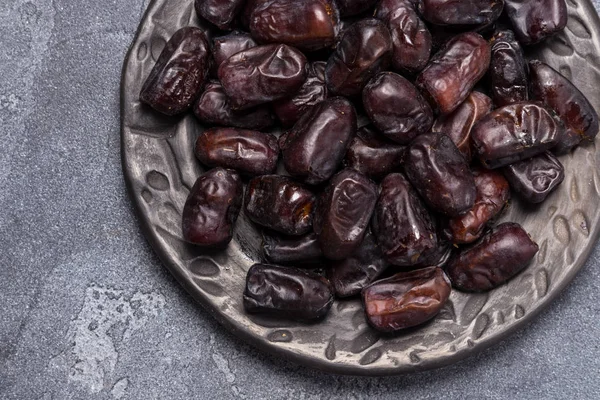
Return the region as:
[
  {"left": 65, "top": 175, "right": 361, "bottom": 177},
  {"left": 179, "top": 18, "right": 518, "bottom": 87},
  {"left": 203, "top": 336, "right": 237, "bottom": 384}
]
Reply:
[{"left": 140, "top": 0, "right": 598, "bottom": 333}]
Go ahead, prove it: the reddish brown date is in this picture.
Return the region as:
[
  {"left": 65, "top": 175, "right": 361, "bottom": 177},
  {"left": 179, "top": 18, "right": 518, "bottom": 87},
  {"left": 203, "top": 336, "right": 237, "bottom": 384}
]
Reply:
[
  {"left": 195, "top": 0, "right": 246, "bottom": 30},
  {"left": 371, "top": 173, "right": 439, "bottom": 266},
  {"left": 280, "top": 97, "right": 356, "bottom": 185},
  {"left": 182, "top": 168, "right": 243, "bottom": 247},
  {"left": 344, "top": 126, "right": 406, "bottom": 180},
  {"left": 218, "top": 44, "right": 308, "bottom": 110},
  {"left": 273, "top": 62, "right": 327, "bottom": 127},
  {"left": 262, "top": 232, "right": 324, "bottom": 265},
  {"left": 325, "top": 19, "right": 392, "bottom": 97},
  {"left": 337, "top": 0, "right": 380, "bottom": 16},
  {"left": 194, "top": 128, "right": 279, "bottom": 176},
  {"left": 362, "top": 267, "right": 451, "bottom": 332},
  {"left": 490, "top": 30, "right": 529, "bottom": 107},
  {"left": 504, "top": 0, "right": 567, "bottom": 45},
  {"left": 328, "top": 231, "right": 389, "bottom": 298},
  {"left": 471, "top": 102, "right": 565, "bottom": 168},
  {"left": 443, "top": 168, "right": 510, "bottom": 244},
  {"left": 243, "top": 264, "right": 334, "bottom": 320},
  {"left": 405, "top": 133, "right": 476, "bottom": 217},
  {"left": 193, "top": 81, "right": 275, "bottom": 130},
  {"left": 314, "top": 169, "right": 378, "bottom": 260},
  {"left": 363, "top": 72, "right": 433, "bottom": 144},
  {"left": 140, "top": 27, "right": 210, "bottom": 116},
  {"left": 248, "top": 0, "right": 340, "bottom": 51},
  {"left": 529, "top": 60, "right": 599, "bottom": 154},
  {"left": 420, "top": 0, "right": 504, "bottom": 27},
  {"left": 446, "top": 222, "right": 539, "bottom": 292},
  {"left": 212, "top": 32, "right": 257, "bottom": 69},
  {"left": 416, "top": 32, "right": 490, "bottom": 115},
  {"left": 503, "top": 152, "right": 565, "bottom": 204},
  {"left": 244, "top": 176, "right": 316, "bottom": 236},
  {"left": 432, "top": 91, "right": 492, "bottom": 161}
]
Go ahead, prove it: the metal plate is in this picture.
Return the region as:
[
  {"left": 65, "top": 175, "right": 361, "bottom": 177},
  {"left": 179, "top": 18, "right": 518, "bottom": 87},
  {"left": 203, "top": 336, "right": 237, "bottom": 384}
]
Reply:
[{"left": 121, "top": 0, "right": 600, "bottom": 375}]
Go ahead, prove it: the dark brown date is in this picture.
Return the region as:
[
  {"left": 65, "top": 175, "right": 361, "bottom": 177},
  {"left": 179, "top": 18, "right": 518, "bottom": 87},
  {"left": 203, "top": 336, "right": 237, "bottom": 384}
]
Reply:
[
  {"left": 503, "top": 152, "right": 565, "bottom": 204},
  {"left": 140, "top": 27, "right": 210, "bottom": 116},
  {"left": 371, "top": 173, "right": 439, "bottom": 266},
  {"left": 363, "top": 72, "right": 433, "bottom": 144},
  {"left": 245, "top": 175, "right": 316, "bottom": 235},
  {"left": 416, "top": 32, "right": 490, "bottom": 115},
  {"left": 325, "top": 19, "right": 392, "bottom": 97},
  {"left": 446, "top": 222, "right": 539, "bottom": 292},
  {"left": 194, "top": 128, "right": 279, "bottom": 176},
  {"left": 337, "top": 0, "right": 379, "bottom": 16},
  {"left": 529, "top": 60, "right": 599, "bottom": 154},
  {"left": 375, "top": 0, "right": 432, "bottom": 74},
  {"left": 314, "top": 169, "right": 378, "bottom": 260},
  {"left": 362, "top": 267, "right": 451, "bottom": 332},
  {"left": 218, "top": 44, "right": 308, "bottom": 110},
  {"left": 443, "top": 168, "right": 510, "bottom": 244},
  {"left": 471, "top": 102, "right": 565, "bottom": 168},
  {"left": 193, "top": 81, "right": 275, "bottom": 130},
  {"left": 405, "top": 133, "right": 476, "bottom": 217},
  {"left": 280, "top": 97, "right": 356, "bottom": 185},
  {"left": 212, "top": 32, "right": 257, "bottom": 69},
  {"left": 490, "top": 29, "right": 528, "bottom": 107},
  {"left": 182, "top": 168, "right": 243, "bottom": 247},
  {"left": 328, "top": 231, "right": 389, "bottom": 298},
  {"left": 262, "top": 232, "right": 324, "bottom": 265},
  {"left": 248, "top": 0, "right": 340, "bottom": 51},
  {"left": 504, "top": 0, "right": 567, "bottom": 45},
  {"left": 195, "top": 0, "right": 246, "bottom": 30},
  {"left": 432, "top": 91, "right": 492, "bottom": 162},
  {"left": 420, "top": 0, "right": 504, "bottom": 27},
  {"left": 272, "top": 62, "right": 327, "bottom": 127},
  {"left": 344, "top": 126, "right": 406, "bottom": 180},
  {"left": 243, "top": 264, "right": 334, "bottom": 320}
]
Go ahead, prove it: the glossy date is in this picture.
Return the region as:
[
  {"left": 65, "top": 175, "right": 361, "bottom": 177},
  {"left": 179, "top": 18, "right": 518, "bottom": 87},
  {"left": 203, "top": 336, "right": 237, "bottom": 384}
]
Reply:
[
  {"left": 504, "top": 0, "right": 567, "bottom": 45},
  {"left": 420, "top": 0, "right": 504, "bottom": 27},
  {"left": 196, "top": 0, "right": 246, "bottom": 30},
  {"left": 262, "top": 232, "right": 324, "bottom": 265},
  {"left": 212, "top": 32, "right": 257, "bottom": 69},
  {"left": 503, "top": 152, "right": 565, "bottom": 204},
  {"left": 490, "top": 29, "right": 529, "bottom": 107}
]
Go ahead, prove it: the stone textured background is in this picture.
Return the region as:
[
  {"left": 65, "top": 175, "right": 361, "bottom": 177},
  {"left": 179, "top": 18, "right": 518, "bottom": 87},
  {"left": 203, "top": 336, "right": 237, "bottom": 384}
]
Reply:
[{"left": 1, "top": 1, "right": 599, "bottom": 399}]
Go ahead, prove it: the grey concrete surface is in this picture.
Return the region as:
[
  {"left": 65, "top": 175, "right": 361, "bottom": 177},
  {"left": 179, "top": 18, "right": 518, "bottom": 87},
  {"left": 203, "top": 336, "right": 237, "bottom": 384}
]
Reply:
[{"left": 1, "top": 1, "right": 600, "bottom": 399}]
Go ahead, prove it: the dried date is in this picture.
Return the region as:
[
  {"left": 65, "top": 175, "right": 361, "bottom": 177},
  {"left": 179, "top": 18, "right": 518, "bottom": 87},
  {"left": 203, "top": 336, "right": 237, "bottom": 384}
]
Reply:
[
  {"left": 503, "top": 152, "right": 565, "bottom": 203},
  {"left": 195, "top": 0, "right": 246, "bottom": 30},
  {"left": 262, "top": 232, "right": 324, "bottom": 265},
  {"left": 420, "top": 0, "right": 504, "bottom": 27},
  {"left": 490, "top": 29, "right": 529, "bottom": 107},
  {"left": 504, "top": 0, "right": 567, "bottom": 45},
  {"left": 212, "top": 32, "right": 257, "bottom": 69}
]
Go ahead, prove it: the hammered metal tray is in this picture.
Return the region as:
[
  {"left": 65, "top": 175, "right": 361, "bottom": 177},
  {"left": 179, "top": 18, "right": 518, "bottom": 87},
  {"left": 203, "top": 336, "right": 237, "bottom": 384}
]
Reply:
[{"left": 121, "top": 0, "right": 600, "bottom": 375}]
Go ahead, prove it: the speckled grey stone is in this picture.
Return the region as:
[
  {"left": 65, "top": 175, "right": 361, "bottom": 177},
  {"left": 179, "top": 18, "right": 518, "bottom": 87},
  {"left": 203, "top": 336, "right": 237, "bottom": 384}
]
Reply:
[{"left": 0, "top": 1, "right": 599, "bottom": 399}]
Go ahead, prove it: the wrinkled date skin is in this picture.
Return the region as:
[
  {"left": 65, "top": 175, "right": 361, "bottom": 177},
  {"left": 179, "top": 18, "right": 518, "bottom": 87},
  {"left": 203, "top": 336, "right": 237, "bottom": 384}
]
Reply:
[
  {"left": 344, "top": 126, "right": 406, "bottom": 180},
  {"left": 249, "top": 0, "right": 340, "bottom": 51},
  {"left": 363, "top": 72, "right": 433, "bottom": 145},
  {"left": 375, "top": 0, "right": 432, "bottom": 74},
  {"left": 140, "top": 27, "right": 211, "bottom": 116},
  {"left": 371, "top": 173, "right": 439, "bottom": 266},
  {"left": 503, "top": 152, "right": 565, "bottom": 203},
  {"left": 504, "top": 0, "right": 567, "bottom": 45},
  {"left": 273, "top": 62, "right": 327, "bottom": 127},
  {"left": 196, "top": 0, "right": 246, "bottom": 30},
  {"left": 182, "top": 168, "right": 243, "bottom": 247},
  {"left": 325, "top": 19, "right": 392, "bottom": 97},
  {"left": 328, "top": 231, "right": 389, "bottom": 298},
  {"left": 194, "top": 128, "right": 279, "bottom": 176},
  {"left": 443, "top": 168, "right": 510, "bottom": 244},
  {"left": 405, "top": 133, "right": 476, "bottom": 217},
  {"left": 472, "top": 102, "right": 565, "bottom": 168},
  {"left": 416, "top": 32, "right": 490, "bottom": 115},
  {"left": 280, "top": 97, "right": 356, "bottom": 185},
  {"left": 245, "top": 175, "right": 316, "bottom": 235},
  {"left": 446, "top": 222, "right": 539, "bottom": 292},
  {"left": 529, "top": 60, "right": 599, "bottom": 154},
  {"left": 212, "top": 32, "right": 257, "bottom": 69},
  {"left": 262, "top": 232, "right": 324, "bottom": 265},
  {"left": 218, "top": 44, "right": 308, "bottom": 110},
  {"left": 193, "top": 81, "right": 275, "bottom": 130},
  {"left": 314, "top": 169, "right": 378, "bottom": 260},
  {"left": 337, "top": 0, "right": 380, "bottom": 17},
  {"left": 243, "top": 264, "right": 334, "bottom": 320},
  {"left": 490, "top": 30, "right": 529, "bottom": 107},
  {"left": 361, "top": 267, "right": 451, "bottom": 332},
  {"left": 421, "top": 0, "right": 504, "bottom": 27},
  {"left": 432, "top": 91, "right": 492, "bottom": 162}
]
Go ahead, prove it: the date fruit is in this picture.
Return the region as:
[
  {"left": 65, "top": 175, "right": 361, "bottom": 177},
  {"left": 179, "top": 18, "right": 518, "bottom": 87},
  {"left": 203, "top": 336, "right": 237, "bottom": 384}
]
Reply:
[
  {"left": 504, "top": 0, "right": 567, "bottom": 45},
  {"left": 196, "top": 0, "right": 246, "bottom": 30},
  {"left": 245, "top": 175, "right": 316, "bottom": 235},
  {"left": 362, "top": 267, "right": 451, "bottom": 332},
  {"left": 182, "top": 168, "right": 243, "bottom": 247},
  {"left": 314, "top": 169, "right": 378, "bottom": 260},
  {"left": 420, "top": 0, "right": 504, "bottom": 27},
  {"left": 405, "top": 133, "right": 476, "bottom": 217},
  {"left": 243, "top": 264, "right": 334, "bottom": 320},
  {"left": 140, "top": 27, "right": 210, "bottom": 116},
  {"left": 490, "top": 29, "right": 529, "bottom": 107},
  {"left": 262, "top": 232, "right": 324, "bottom": 265},
  {"left": 446, "top": 222, "right": 539, "bottom": 292},
  {"left": 212, "top": 32, "right": 257, "bottom": 69},
  {"left": 503, "top": 152, "right": 565, "bottom": 203},
  {"left": 363, "top": 72, "right": 433, "bottom": 144}
]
